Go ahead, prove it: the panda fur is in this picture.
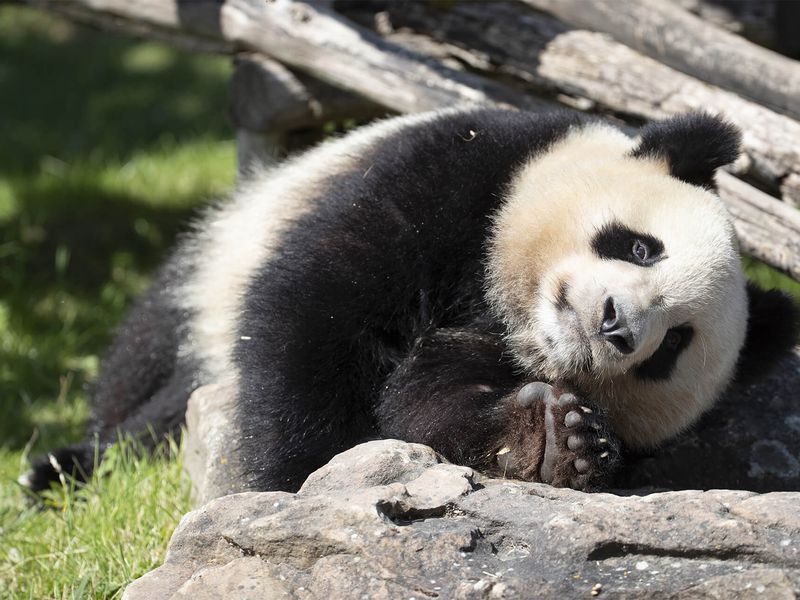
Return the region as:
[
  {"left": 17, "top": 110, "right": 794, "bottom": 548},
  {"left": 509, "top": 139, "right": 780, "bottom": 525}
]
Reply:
[{"left": 24, "top": 108, "right": 799, "bottom": 493}]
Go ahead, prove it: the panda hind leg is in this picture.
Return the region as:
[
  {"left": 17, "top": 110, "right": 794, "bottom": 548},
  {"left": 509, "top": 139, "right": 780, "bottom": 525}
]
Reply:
[
  {"left": 19, "top": 442, "right": 98, "bottom": 494},
  {"left": 21, "top": 371, "right": 193, "bottom": 495},
  {"left": 501, "top": 382, "right": 621, "bottom": 490}
]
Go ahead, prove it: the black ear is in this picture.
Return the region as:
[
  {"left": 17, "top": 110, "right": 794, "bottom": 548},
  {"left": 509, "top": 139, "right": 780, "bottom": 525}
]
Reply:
[
  {"left": 630, "top": 113, "right": 741, "bottom": 189},
  {"left": 736, "top": 282, "right": 799, "bottom": 384}
]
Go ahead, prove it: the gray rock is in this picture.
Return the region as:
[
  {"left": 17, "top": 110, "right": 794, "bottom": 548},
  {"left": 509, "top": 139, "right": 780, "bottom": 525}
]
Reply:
[
  {"left": 298, "top": 439, "right": 442, "bottom": 496},
  {"left": 183, "top": 383, "right": 250, "bottom": 504},
  {"left": 125, "top": 438, "right": 800, "bottom": 600}
]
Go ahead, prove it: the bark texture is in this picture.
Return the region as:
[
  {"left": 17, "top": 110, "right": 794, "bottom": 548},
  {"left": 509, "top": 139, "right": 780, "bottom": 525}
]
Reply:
[{"left": 522, "top": 0, "right": 800, "bottom": 120}]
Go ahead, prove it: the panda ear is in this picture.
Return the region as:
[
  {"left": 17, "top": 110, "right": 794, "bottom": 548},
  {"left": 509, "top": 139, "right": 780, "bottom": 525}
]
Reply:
[
  {"left": 736, "top": 282, "right": 799, "bottom": 384},
  {"left": 630, "top": 113, "right": 741, "bottom": 189}
]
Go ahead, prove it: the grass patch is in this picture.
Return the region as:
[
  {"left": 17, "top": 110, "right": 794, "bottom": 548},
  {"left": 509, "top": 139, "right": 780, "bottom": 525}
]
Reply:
[
  {"left": 0, "top": 438, "right": 190, "bottom": 599},
  {"left": 743, "top": 256, "right": 800, "bottom": 303},
  {"left": 0, "top": 5, "right": 233, "bottom": 598}
]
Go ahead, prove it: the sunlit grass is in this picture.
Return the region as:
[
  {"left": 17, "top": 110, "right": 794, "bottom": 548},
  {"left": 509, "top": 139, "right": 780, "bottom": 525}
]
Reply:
[
  {"left": 0, "top": 5, "right": 233, "bottom": 598},
  {"left": 1, "top": 4, "right": 798, "bottom": 599},
  {"left": 743, "top": 256, "right": 800, "bottom": 303},
  {"left": 0, "top": 437, "right": 190, "bottom": 600}
]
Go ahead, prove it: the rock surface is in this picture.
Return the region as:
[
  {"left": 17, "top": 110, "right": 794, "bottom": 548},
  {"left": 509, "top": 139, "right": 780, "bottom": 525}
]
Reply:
[
  {"left": 159, "top": 350, "right": 800, "bottom": 598},
  {"left": 183, "top": 382, "right": 250, "bottom": 504},
  {"left": 127, "top": 438, "right": 800, "bottom": 599}
]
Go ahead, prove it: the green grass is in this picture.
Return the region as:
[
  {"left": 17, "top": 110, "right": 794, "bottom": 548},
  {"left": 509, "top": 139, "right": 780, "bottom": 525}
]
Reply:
[
  {"left": 0, "top": 6, "right": 235, "bottom": 598},
  {"left": 743, "top": 256, "right": 800, "bottom": 301},
  {"left": 0, "top": 438, "right": 189, "bottom": 599}
]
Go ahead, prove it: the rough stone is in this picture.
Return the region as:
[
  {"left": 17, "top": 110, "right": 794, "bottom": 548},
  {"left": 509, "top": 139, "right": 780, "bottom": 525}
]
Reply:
[
  {"left": 125, "top": 438, "right": 800, "bottom": 600},
  {"left": 183, "top": 382, "right": 250, "bottom": 504},
  {"left": 298, "top": 439, "right": 442, "bottom": 496},
  {"left": 164, "top": 350, "right": 800, "bottom": 597}
]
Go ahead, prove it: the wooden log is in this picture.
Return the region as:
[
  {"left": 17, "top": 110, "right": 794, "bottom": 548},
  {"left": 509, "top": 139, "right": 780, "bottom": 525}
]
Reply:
[
  {"left": 230, "top": 53, "right": 388, "bottom": 170},
  {"left": 717, "top": 172, "right": 800, "bottom": 282},
  {"left": 228, "top": 53, "right": 387, "bottom": 134},
  {"left": 369, "top": 1, "right": 800, "bottom": 206},
  {"left": 31, "top": 0, "right": 234, "bottom": 54},
  {"left": 521, "top": 0, "right": 800, "bottom": 121},
  {"left": 29, "top": 0, "right": 555, "bottom": 114}
]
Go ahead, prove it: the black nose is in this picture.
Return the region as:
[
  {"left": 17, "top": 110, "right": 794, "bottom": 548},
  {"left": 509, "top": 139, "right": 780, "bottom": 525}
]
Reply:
[{"left": 601, "top": 297, "right": 635, "bottom": 354}]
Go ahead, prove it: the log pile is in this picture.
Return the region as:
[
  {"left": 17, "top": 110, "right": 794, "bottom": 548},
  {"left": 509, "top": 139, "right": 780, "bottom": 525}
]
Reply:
[{"left": 27, "top": 0, "right": 800, "bottom": 283}]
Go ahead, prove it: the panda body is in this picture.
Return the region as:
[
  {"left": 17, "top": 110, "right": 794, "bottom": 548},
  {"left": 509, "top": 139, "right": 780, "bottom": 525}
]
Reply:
[{"left": 25, "top": 108, "right": 798, "bottom": 493}]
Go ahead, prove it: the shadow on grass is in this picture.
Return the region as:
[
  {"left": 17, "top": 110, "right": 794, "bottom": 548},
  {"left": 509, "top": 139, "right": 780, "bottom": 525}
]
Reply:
[
  {"left": 0, "top": 181, "right": 196, "bottom": 450},
  {"left": 0, "top": 6, "right": 235, "bottom": 453},
  {"left": 0, "top": 6, "right": 232, "bottom": 176}
]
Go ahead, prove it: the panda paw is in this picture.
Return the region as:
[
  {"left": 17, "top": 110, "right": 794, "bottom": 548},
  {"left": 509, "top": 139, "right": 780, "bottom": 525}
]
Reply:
[{"left": 498, "top": 382, "right": 620, "bottom": 491}]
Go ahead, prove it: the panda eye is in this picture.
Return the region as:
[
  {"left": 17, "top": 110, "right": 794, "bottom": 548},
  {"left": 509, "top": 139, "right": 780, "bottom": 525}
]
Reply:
[
  {"left": 664, "top": 330, "right": 682, "bottom": 351},
  {"left": 632, "top": 240, "right": 650, "bottom": 262},
  {"left": 591, "top": 221, "right": 665, "bottom": 267}
]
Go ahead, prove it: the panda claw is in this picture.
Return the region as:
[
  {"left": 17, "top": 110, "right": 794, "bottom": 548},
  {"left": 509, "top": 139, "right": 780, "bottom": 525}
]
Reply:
[{"left": 499, "top": 382, "right": 620, "bottom": 490}]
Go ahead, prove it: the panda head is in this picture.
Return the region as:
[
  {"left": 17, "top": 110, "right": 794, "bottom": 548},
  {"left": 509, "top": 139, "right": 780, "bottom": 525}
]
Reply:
[{"left": 487, "top": 113, "right": 799, "bottom": 449}]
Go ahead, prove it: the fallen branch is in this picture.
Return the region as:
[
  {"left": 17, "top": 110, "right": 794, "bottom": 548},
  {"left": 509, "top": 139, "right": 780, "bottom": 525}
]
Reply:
[
  {"left": 228, "top": 52, "right": 386, "bottom": 134},
  {"left": 29, "top": 0, "right": 555, "bottom": 114},
  {"left": 717, "top": 172, "right": 800, "bottom": 282},
  {"left": 521, "top": 0, "right": 800, "bottom": 121},
  {"left": 229, "top": 53, "right": 388, "bottom": 170}
]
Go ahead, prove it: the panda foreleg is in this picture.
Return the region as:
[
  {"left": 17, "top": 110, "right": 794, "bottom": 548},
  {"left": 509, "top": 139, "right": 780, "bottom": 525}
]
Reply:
[{"left": 376, "top": 328, "right": 621, "bottom": 490}]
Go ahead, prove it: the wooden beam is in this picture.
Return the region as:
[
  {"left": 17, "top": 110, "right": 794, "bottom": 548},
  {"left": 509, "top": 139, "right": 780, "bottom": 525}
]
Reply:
[
  {"left": 521, "top": 0, "right": 800, "bottom": 121},
  {"left": 30, "top": 0, "right": 555, "bottom": 114}
]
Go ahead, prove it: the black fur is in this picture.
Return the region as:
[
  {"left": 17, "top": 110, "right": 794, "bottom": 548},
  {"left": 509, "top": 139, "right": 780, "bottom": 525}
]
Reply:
[
  {"left": 24, "top": 442, "right": 99, "bottom": 493},
  {"left": 234, "top": 110, "right": 581, "bottom": 491},
  {"left": 634, "top": 324, "right": 695, "bottom": 381},
  {"left": 26, "top": 258, "right": 195, "bottom": 493},
  {"left": 377, "top": 328, "right": 521, "bottom": 469},
  {"left": 591, "top": 220, "right": 665, "bottom": 267},
  {"left": 630, "top": 112, "right": 741, "bottom": 189},
  {"left": 736, "top": 283, "right": 800, "bottom": 384}
]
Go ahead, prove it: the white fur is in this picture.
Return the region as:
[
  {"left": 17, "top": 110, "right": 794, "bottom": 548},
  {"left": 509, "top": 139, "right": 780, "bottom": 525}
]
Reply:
[{"left": 486, "top": 123, "right": 748, "bottom": 447}]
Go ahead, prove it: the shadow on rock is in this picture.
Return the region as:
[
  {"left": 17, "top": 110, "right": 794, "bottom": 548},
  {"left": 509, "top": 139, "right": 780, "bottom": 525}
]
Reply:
[{"left": 620, "top": 349, "right": 800, "bottom": 492}]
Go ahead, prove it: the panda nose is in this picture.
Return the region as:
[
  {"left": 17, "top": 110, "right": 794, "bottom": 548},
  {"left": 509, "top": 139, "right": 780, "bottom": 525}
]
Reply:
[{"left": 601, "top": 297, "right": 635, "bottom": 354}]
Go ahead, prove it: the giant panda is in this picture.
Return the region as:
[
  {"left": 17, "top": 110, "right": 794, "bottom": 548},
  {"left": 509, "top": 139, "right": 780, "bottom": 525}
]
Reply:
[{"left": 24, "top": 108, "right": 799, "bottom": 493}]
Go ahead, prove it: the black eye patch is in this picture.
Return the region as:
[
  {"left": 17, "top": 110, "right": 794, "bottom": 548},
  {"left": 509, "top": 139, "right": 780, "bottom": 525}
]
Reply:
[
  {"left": 591, "top": 221, "right": 665, "bottom": 267},
  {"left": 634, "top": 324, "right": 694, "bottom": 381}
]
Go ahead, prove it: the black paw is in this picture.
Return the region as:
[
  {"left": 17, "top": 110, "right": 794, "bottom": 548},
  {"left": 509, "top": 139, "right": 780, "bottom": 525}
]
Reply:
[
  {"left": 516, "top": 382, "right": 620, "bottom": 490},
  {"left": 19, "top": 443, "right": 96, "bottom": 494}
]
